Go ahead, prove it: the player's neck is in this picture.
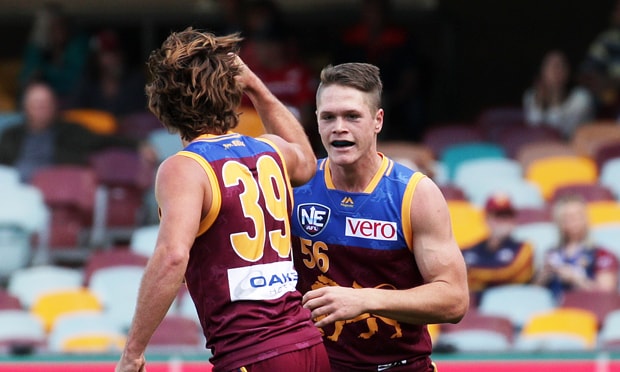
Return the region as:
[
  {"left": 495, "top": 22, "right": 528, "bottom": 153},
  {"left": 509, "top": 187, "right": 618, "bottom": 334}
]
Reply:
[{"left": 329, "top": 152, "right": 383, "bottom": 193}]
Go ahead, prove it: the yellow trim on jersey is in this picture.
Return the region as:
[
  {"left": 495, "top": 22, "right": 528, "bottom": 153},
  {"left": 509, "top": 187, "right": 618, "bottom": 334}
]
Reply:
[
  {"left": 323, "top": 159, "right": 336, "bottom": 189},
  {"left": 382, "top": 153, "right": 396, "bottom": 176},
  {"left": 256, "top": 137, "right": 294, "bottom": 209},
  {"left": 323, "top": 154, "right": 391, "bottom": 193},
  {"left": 401, "top": 172, "right": 426, "bottom": 252},
  {"left": 177, "top": 151, "right": 222, "bottom": 236}
]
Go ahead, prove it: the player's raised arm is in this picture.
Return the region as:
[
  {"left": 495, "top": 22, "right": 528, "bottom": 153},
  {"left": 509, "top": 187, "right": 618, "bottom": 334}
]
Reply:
[{"left": 234, "top": 55, "right": 316, "bottom": 186}]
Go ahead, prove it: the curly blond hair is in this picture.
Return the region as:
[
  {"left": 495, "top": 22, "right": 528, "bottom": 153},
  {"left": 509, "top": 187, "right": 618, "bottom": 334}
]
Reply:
[{"left": 146, "top": 28, "right": 244, "bottom": 141}]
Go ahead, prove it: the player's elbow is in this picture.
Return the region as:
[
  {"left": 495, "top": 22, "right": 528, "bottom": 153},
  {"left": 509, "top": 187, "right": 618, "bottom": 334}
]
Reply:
[
  {"left": 156, "top": 244, "right": 189, "bottom": 271},
  {"left": 290, "top": 154, "right": 317, "bottom": 186},
  {"left": 444, "top": 289, "right": 469, "bottom": 324}
]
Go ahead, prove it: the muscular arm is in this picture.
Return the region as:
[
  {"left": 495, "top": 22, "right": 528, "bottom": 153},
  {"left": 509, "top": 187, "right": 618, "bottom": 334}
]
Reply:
[
  {"left": 235, "top": 56, "right": 316, "bottom": 186},
  {"left": 116, "top": 155, "right": 206, "bottom": 371},
  {"left": 303, "top": 177, "right": 469, "bottom": 326}
]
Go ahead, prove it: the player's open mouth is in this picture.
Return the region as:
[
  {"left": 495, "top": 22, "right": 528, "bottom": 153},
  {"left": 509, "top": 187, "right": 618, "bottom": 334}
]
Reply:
[{"left": 331, "top": 140, "right": 355, "bottom": 148}]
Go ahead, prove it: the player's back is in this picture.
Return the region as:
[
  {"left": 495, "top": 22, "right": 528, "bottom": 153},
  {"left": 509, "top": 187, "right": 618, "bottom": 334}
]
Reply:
[{"left": 179, "top": 133, "right": 322, "bottom": 371}]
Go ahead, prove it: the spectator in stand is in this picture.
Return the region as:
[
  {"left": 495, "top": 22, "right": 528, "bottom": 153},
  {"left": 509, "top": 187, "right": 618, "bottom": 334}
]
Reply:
[
  {"left": 336, "top": 0, "right": 424, "bottom": 141},
  {"left": 534, "top": 195, "right": 619, "bottom": 300},
  {"left": 579, "top": 0, "right": 620, "bottom": 119},
  {"left": 239, "top": 0, "right": 319, "bottom": 153},
  {"left": 18, "top": 2, "right": 89, "bottom": 106},
  {"left": 0, "top": 82, "right": 155, "bottom": 182},
  {"left": 463, "top": 193, "right": 534, "bottom": 303},
  {"left": 68, "top": 29, "right": 148, "bottom": 117},
  {"left": 214, "top": 0, "right": 246, "bottom": 35},
  {"left": 523, "top": 50, "right": 594, "bottom": 139}
]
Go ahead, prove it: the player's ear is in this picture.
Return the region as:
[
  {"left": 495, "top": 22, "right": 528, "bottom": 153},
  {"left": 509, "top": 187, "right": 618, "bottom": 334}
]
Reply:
[{"left": 374, "top": 108, "right": 384, "bottom": 133}]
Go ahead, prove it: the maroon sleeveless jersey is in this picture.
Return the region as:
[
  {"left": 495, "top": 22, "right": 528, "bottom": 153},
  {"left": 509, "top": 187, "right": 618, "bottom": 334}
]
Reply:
[{"left": 180, "top": 133, "right": 322, "bottom": 371}]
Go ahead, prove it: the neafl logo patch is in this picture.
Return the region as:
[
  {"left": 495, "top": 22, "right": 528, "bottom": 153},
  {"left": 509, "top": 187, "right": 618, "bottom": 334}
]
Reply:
[
  {"left": 345, "top": 217, "right": 398, "bottom": 241},
  {"left": 297, "top": 203, "right": 331, "bottom": 237}
]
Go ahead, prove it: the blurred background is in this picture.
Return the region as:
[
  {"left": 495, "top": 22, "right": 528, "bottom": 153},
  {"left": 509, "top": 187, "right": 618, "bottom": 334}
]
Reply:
[{"left": 1, "top": 0, "right": 620, "bottom": 370}]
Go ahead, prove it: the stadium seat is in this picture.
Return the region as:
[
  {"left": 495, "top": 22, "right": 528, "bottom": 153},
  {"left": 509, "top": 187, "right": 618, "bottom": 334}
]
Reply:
[
  {"left": 0, "top": 184, "right": 49, "bottom": 278},
  {"left": 525, "top": 156, "right": 598, "bottom": 200},
  {"left": 89, "top": 148, "right": 155, "bottom": 246},
  {"left": 460, "top": 178, "right": 545, "bottom": 209},
  {"left": 235, "top": 105, "right": 266, "bottom": 137},
  {"left": 377, "top": 141, "right": 436, "bottom": 176},
  {"left": 515, "top": 308, "right": 598, "bottom": 351},
  {"left": 83, "top": 249, "right": 149, "bottom": 286},
  {"left": 30, "top": 288, "right": 103, "bottom": 332},
  {"left": 475, "top": 106, "right": 524, "bottom": 142},
  {"left": 117, "top": 111, "right": 163, "bottom": 140},
  {"left": 0, "top": 310, "right": 46, "bottom": 354},
  {"left": 572, "top": 122, "right": 620, "bottom": 159},
  {"left": 586, "top": 201, "right": 620, "bottom": 226},
  {"left": 590, "top": 224, "right": 620, "bottom": 261},
  {"left": 593, "top": 140, "right": 620, "bottom": 171},
  {"left": 30, "top": 166, "right": 98, "bottom": 259},
  {"left": 175, "top": 285, "right": 200, "bottom": 324},
  {"left": 7, "top": 265, "right": 83, "bottom": 309},
  {"left": 477, "top": 284, "right": 556, "bottom": 329},
  {"left": 0, "top": 112, "right": 23, "bottom": 138},
  {"left": 441, "top": 309, "right": 513, "bottom": 345},
  {"left": 422, "top": 123, "right": 483, "bottom": 158},
  {"left": 453, "top": 158, "right": 523, "bottom": 191},
  {"left": 0, "top": 289, "right": 21, "bottom": 311},
  {"left": 427, "top": 323, "right": 440, "bottom": 345},
  {"left": 600, "top": 158, "right": 620, "bottom": 199},
  {"left": 497, "top": 125, "right": 563, "bottom": 158},
  {"left": 0, "top": 165, "right": 19, "bottom": 188},
  {"left": 437, "top": 329, "right": 511, "bottom": 352},
  {"left": 61, "top": 108, "right": 118, "bottom": 135},
  {"left": 551, "top": 184, "right": 615, "bottom": 204},
  {"left": 148, "top": 128, "right": 183, "bottom": 163},
  {"left": 560, "top": 290, "right": 620, "bottom": 328},
  {"left": 48, "top": 311, "right": 125, "bottom": 353},
  {"left": 512, "top": 222, "right": 560, "bottom": 270},
  {"left": 446, "top": 201, "right": 489, "bottom": 249},
  {"left": 129, "top": 224, "right": 159, "bottom": 257},
  {"left": 600, "top": 309, "right": 620, "bottom": 349},
  {"left": 88, "top": 266, "right": 145, "bottom": 330},
  {"left": 515, "top": 140, "right": 577, "bottom": 171},
  {"left": 440, "top": 142, "right": 506, "bottom": 182},
  {"left": 514, "top": 207, "right": 552, "bottom": 225},
  {"left": 149, "top": 315, "right": 203, "bottom": 351},
  {"left": 438, "top": 184, "right": 467, "bottom": 201}
]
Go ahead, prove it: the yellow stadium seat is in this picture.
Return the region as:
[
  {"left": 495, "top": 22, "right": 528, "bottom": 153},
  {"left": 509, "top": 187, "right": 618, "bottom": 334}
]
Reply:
[
  {"left": 587, "top": 201, "right": 620, "bottom": 226},
  {"left": 30, "top": 289, "right": 102, "bottom": 332},
  {"left": 235, "top": 105, "right": 265, "bottom": 137},
  {"left": 427, "top": 323, "right": 440, "bottom": 344},
  {"left": 62, "top": 109, "right": 118, "bottom": 135},
  {"left": 525, "top": 156, "right": 598, "bottom": 200},
  {"left": 519, "top": 308, "right": 598, "bottom": 349},
  {"left": 62, "top": 334, "right": 126, "bottom": 353},
  {"left": 447, "top": 201, "right": 489, "bottom": 249}
]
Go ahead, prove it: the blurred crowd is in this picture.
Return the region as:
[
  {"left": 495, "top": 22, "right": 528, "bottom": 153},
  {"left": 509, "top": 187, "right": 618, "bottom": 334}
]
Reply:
[{"left": 1, "top": 0, "right": 620, "bottom": 356}]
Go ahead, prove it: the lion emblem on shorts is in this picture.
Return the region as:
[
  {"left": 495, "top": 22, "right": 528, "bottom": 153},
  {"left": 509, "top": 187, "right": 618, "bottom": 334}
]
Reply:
[{"left": 310, "top": 275, "right": 402, "bottom": 342}]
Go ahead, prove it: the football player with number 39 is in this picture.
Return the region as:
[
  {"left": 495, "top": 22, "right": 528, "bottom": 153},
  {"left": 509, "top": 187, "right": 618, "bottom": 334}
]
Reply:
[
  {"left": 291, "top": 63, "right": 469, "bottom": 372},
  {"left": 116, "top": 29, "right": 329, "bottom": 372}
]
